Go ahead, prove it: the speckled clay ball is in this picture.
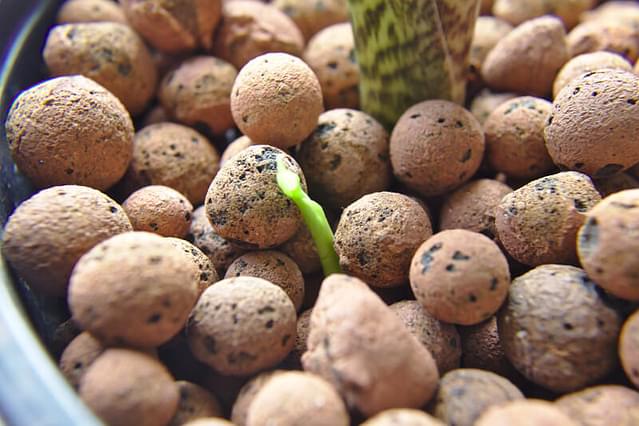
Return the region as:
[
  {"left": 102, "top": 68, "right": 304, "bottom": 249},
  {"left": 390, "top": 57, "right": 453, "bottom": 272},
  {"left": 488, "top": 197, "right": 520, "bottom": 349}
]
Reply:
[
  {"left": 390, "top": 300, "right": 461, "bottom": 374},
  {"left": 68, "top": 232, "right": 200, "bottom": 347},
  {"left": 459, "top": 316, "right": 519, "bottom": 379},
  {"left": 124, "top": 123, "right": 220, "bottom": 205},
  {"left": 594, "top": 172, "right": 639, "bottom": 197},
  {"left": 567, "top": 20, "right": 639, "bottom": 63},
  {"left": 545, "top": 69, "right": 639, "bottom": 177},
  {"left": 390, "top": 100, "right": 485, "bottom": 197},
  {"left": 556, "top": 385, "right": 639, "bottom": 426},
  {"left": 187, "top": 206, "right": 246, "bottom": 275},
  {"left": 279, "top": 224, "right": 321, "bottom": 275},
  {"left": 186, "top": 277, "right": 296, "bottom": 376},
  {"left": 410, "top": 229, "right": 510, "bottom": 326},
  {"left": 274, "top": 0, "right": 349, "bottom": 41},
  {"left": 484, "top": 96, "right": 555, "bottom": 179},
  {"left": 80, "top": 348, "right": 179, "bottom": 426},
  {"left": 183, "top": 419, "right": 234, "bottom": 426},
  {"left": 499, "top": 264, "right": 622, "bottom": 393},
  {"left": 495, "top": 172, "right": 601, "bottom": 266},
  {"left": 578, "top": 190, "right": 639, "bottom": 301},
  {"left": 286, "top": 308, "right": 312, "bottom": 366},
  {"left": 553, "top": 52, "right": 634, "bottom": 99},
  {"left": 470, "top": 89, "right": 517, "bottom": 125},
  {"left": 246, "top": 371, "right": 349, "bottom": 426},
  {"left": 167, "top": 238, "right": 219, "bottom": 294},
  {"left": 361, "top": 409, "right": 444, "bottom": 426},
  {"left": 432, "top": 369, "right": 524, "bottom": 426},
  {"left": 43, "top": 22, "right": 157, "bottom": 116},
  {"left": 298, "top": 109, "right": 391, "bottom": 209},
  {"left": 224, "top": 251, "right": 304, "bottom": 312},
  {"left": 59, "top": 331, "right": 104, "bottom": 390},
  {"left": 334, "top": 192, "right": 433, "bottom": 288},
  {"left": 620, "top": 310, "right": 639, "bottom": 389},
  {"left": 123, "top": 185, "right": 193, "bottom": 238},
  {"left": 231, "top": 53, "right": 323, "bottom": 149},
  {"left": 577, "top": 189, "right": 639, "bottom": 301},
  {"left": 231, "top": 371, "right": 282, "bottom": 426},
  {"left": 303, "top": 23, "right": 359, "bottom": 110},
  {"left": 492, "top": 0, "right": 595, "bottom": 29},
  {"left": 475, "top": 400, "right": 579, "bottom": 426},
  {"left": 2, "top": 185, "right": 132, "bottom": 295},
  {"left": 5, "top": 75, "right": 133, "bottom": 190},
  {"left": 302, "top": 274, "right": 439, "bottom": 417},
  {"left": 439, "top": 179, "right": 512, "bottom": 237},
  {"left": 205, "top": 145, "right": 305, "bottom": 249},
  {"left": 57, "top": 0, "right": 128, "bottom": 24},
  {"left": 159, "top": 56, "right": 237, "bottom": 134},
  {"left": 213, "top": 1, "right": 304, "bottom": 69},
  {"left": 120, "top": 0, "right": 222, "bottom": 53},
  {"left": 220, "top": 135, "right": 253, "bottom": 166},
  {"left": 469, "top": 17, "right": 513, "bottom": 77},
  {"left": 168, "top": 381, "right": 223, "bottom": 426},
  {"left": 481, "top": 16, "right": 569, "bottom": 97}
]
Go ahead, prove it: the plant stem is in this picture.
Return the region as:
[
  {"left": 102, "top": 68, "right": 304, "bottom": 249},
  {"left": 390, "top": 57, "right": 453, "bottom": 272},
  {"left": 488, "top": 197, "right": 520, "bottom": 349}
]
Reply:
[
  {"left": 348, "top": 0, "right": 480, "bottom": 129},
  {"left": 276, "top": 157, "right": 341, "bottom": 277}
]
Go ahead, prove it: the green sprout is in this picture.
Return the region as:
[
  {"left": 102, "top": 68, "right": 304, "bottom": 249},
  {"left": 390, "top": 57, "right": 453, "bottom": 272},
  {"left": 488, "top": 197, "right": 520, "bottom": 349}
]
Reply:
[{"left": 276, "top": 156, "right": 341, "bottom": 277}]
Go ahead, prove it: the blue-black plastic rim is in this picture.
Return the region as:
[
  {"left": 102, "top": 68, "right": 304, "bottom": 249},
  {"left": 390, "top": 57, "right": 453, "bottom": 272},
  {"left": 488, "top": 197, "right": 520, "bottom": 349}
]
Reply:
[{"left": 0, "top": 1, "right": 101, "bottom": 424}]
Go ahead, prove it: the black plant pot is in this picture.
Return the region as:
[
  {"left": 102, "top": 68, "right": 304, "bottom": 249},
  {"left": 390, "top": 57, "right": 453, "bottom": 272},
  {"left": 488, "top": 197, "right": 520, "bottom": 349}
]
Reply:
[{"left": 0, "top": 1, "right": 101, "bottom": 424}]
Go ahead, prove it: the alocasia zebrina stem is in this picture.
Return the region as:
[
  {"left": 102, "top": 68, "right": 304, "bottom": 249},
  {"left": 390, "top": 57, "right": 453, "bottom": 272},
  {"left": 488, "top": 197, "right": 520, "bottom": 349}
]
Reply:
[{"left": 348, "top": 0, "right": 480, "bottom": 129}]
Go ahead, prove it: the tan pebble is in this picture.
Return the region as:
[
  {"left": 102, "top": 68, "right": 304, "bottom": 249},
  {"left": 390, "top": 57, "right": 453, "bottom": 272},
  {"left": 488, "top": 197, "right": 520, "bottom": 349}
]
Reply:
[
  {"left": 5, "top": 76, "right": 133, "bottom": 190},
  {"left": 120, "top": 0, "right": 222, "bottom": 53},
  {"left": 499, "top": 264, "right": 621, "bottom": 392},
  {"left": 220, "top": 135, "right": 253, "bottom": 166},
  {"left": 495, "top": 171, "right": 600, "bottom": 266},
  {"left": 433, "top": 369, "right": 523, "bottom": 426},
  {"left": 556, "top": 385, "right": 639, "bottom": 426},
  {"left": 246, "top": 371, "right": 349, "bottom": 426},
  {"left": 578, "top": 189, "right": 639, "bottom": 301},
  {"left": 279, "top": 224, "right": 321, "bottom": 275},
  {"left": 225, "top": 251, "right": 304, "bottom": 311},
  {"left": 187, "top": 277, "right": 297, "bottom": 376},
  {"left": 302, "top": 274, "right": 439, "bottom": 416},
  {"left": 187, "top": 206, "right": 246, "bottom": 276},
  {"left": 159, "top": 56, "right": 237, "bottom": 134},
  {"left": 231, "top": 371, "right": 283, "bottom": 426},
  {"left": 123, "top": 185, "right": 193, "bottom": 238},
  {"left": 168, "top": 381, "right": 223, "bottom": 426},
  {"left": 213, "top": 1, "right": 304, "bottom": 69},
  {"left": 567, "top": 19, "right": 639, "bottom": 63},
  {"left": 390, "top": 300, "right": 461, "bottom": 374},
  {"left": 334, "top": 192, "right": 433, "bottom": 288},
  {"left": 43, "top": 22, "right": 157, "bottom": 115},
  {"left": 439, "top": 179, "right": 512, "bottom": 238},
  {"left": 410, "top": 230, "right": 510, "bottom": 326},
  {"left": 303, "top": 23, "right": 359, "bottom": 110},
  {"left": 553, "top": 51, "right": 633, "bottom": 99},
  {"left": 80, "top": 348, "right": 179, "bottom": 426},
  {"left": 124, "top": 123, "right": 220, "bottom": 205},
  {"left": 68, "top": 232, "right": 200, "bottom": 347},
  {"left": 475, "top": 400, "right": 579, "bottom": 426},
  {"left": 484, "top": 96, "right": 555, "bottom": 179},
  {"left": 57, "top": 0, "right": 127, "bottom": 24},
  {"left": 482, "top": 16, "right": 569, "bottom": 97},
  {"left": 620, "top": 310, "right": 639, "bottom": 389},
  {"left": 361, "top": 409, "right": 444, "bottom": 426},
  {"left": 1, "top": 185, "right": 132, "bottom": 295},
  {"left": 298, "top": 108, "right": 391, "bottom": 209},
  {"left": 273, "top": 0, "right": 349, "bottom": 41},
  {"left": 59, "top": 332, "right": 104, "bottom": 390},
  {"left": 205, "top": 145, "right": 305, "bottom": 249},
  {"left": 493, "top": 0, "right": 595, "bottom": 29},
  {"left": 470, "top": 89, "right": 517, "bottom": 125},
  {"left": 390, "top": 100, "right": 484, "bottom": 197},
  {"left": 469, "top": 16, "right": 513, "bottom": 77},
  {"left": 167, "top": 237, "right": 219, "bottom": 294},
  {"left": 231, "top": 53, "right": 323, "bottom": 149}
]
